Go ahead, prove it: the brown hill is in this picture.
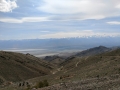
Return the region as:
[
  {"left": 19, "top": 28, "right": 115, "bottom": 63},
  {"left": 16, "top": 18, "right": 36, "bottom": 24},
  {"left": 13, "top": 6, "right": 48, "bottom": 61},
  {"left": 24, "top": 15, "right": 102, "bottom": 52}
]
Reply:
[
  {"left": 30, "top": 48, "right": 120, "bottom": 90},
  {"left": 0, "top": 51, "right": 55, "bottom": 83},
  {"left": 75, "top": 46, "right": 110, "bottom": 57},
  {"left": 1, "top": 48, "right": 120, "bottom": 90},
  {"left": 44, "top": 55, "right": 64, "bottom": 66},
  {"left": 60, "top": 48, "right": 120, "bottom": 78}
]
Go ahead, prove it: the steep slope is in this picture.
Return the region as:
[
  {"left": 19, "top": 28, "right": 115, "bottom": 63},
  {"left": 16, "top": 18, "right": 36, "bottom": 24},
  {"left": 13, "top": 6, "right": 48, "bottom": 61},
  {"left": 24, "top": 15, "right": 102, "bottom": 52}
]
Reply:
[
  {"left": 0, "top": 51, "right": 55, "bottom": 82},
  {"left": 2, "top": 48, "right": 120, "bottom": 90},
  {"left": 75, "top": 46, "right": 110, "bottom": 57},
  {"left": 44, "top": 55, "right": 64, "bottom": 65},
  {"left": 59, "top": 46, "right": 110, "bottom": 68},
  {"left": 23, "top": 48, "right": 120, "bottom": 90},
  {"left": 40, "top": 48, "right": 120, "bottom": 84},
  {"left": 60, "top": 48, "right": 120, "bottom": 79}
]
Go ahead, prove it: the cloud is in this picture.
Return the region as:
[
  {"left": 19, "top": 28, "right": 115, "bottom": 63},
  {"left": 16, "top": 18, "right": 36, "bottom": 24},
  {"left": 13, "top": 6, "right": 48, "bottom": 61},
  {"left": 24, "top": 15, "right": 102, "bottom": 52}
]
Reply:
[
  {"left": 37, "top": 0, "right": 120, "bottom": 20},
  {"left": 22, "top": 17, "right": 50, "bottom": 22},
  {"left": 0, "top": 18, "right": 22, "bottom": 23},
  {"left": 39, "top": 30, "right": 120, "bottom": 39},
  {"left": 1, "top": 0, "right": 120, "bottom": 23},
  {"left": 0, "top": 17, "right": 50, "bottom": 23},
  {"left": 40, "top": 31, "right": 50, "bottom": 32},
  {"left": 0, "top": 0, "right": 18, "bottom": 12},
  {"left": 107, "top": 21, "right": 120, "bottom": 25}
]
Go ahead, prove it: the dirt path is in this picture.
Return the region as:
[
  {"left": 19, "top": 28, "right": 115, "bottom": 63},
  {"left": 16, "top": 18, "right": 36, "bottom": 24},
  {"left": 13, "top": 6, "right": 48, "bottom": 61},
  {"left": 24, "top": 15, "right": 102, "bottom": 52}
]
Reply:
[{"left": 76, "top": 56, "right": 89, "bottom": 67}]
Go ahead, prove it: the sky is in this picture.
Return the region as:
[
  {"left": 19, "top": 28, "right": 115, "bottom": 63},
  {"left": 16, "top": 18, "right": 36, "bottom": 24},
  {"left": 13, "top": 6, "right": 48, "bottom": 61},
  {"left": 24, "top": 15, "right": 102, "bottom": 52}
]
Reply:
[{"left": 0, "top": 0, "right": 120, "bottom": 40}]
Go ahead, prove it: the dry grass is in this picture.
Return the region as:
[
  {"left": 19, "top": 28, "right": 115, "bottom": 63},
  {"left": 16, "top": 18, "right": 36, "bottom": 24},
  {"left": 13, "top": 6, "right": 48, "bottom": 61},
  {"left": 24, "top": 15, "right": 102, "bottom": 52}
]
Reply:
[
  {"left": 1, "top": 49, "right": 120, "bottom": 90},
  {"left": 0, "top": 51, "right": 55, "bottom": 82}
]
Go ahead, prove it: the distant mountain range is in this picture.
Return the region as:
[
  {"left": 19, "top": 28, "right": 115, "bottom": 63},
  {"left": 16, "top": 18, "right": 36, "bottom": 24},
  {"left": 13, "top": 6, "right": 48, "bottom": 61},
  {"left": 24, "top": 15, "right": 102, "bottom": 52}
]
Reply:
[{"left": 0, "top": 37, "right": 120, "bottom": 57}]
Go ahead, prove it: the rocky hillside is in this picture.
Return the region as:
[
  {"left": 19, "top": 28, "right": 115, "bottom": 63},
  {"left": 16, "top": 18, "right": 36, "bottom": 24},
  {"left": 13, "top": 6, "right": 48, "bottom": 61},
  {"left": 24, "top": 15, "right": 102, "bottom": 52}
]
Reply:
[
  {"left": 1, "top": 47, "right": 120, "bottom": 90},
  {"left": 44, "top": 55, "right": 64, "bottom": 65},
  {"left": 0, "top": 51, "right": 55, "bottom": 83},
  {"left": 75, "top": 46, "right": 110, "bottom": 57},
  {"left": 33, "top": 48, "right": 120, "bottom": 90}
]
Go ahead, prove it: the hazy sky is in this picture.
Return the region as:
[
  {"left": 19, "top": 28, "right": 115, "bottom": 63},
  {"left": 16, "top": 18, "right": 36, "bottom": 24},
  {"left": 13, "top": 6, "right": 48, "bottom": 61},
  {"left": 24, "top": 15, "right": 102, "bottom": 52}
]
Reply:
[{"left": 0, "top": 0, "right": 120, "bottom": 40}]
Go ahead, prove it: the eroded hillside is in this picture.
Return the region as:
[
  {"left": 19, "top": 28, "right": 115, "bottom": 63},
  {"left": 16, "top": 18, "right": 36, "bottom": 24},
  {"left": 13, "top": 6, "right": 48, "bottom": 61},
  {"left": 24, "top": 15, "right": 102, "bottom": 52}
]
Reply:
[{"left": 0, "top": 51, "right": 55, "bottom": 82}]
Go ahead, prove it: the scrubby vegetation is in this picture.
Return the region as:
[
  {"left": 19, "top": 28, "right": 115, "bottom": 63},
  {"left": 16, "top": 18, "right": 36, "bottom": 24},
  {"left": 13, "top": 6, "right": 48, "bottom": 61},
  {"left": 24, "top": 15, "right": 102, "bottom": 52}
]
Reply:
[
  {"left": 0, "top": 51, "right": 55, "bottom": 82},
  {"left": 36, "top": 80, "right": 49, "bottom": 88},
  {"left": 24, "top": 80, "right": 49, "bottom": 90},
  {"left": 1, "top": 47, "right": 120, "bottom": 90},
  {"left": 0, "top": 78, "right": 4, "bottom": 85}
]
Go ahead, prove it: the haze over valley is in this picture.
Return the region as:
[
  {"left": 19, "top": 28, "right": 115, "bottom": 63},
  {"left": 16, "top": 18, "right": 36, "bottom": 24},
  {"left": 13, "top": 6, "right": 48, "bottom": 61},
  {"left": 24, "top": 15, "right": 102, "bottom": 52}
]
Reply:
[
  {"left": 0, "top": 37, "right": 120, "bottom": 57},
  {"left": 1, "top": 0, "right": 120, "bottom": 90}
]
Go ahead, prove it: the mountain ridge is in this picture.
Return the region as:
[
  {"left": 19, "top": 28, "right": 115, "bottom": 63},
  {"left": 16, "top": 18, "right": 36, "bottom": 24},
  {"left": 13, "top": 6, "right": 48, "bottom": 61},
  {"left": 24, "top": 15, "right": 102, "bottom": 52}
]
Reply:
[
  {"left": 0, "top": 51, "right": 55, "bottom": 83},
  {"left": 75, "top": 45, "right": 110, "bottom": 57}
]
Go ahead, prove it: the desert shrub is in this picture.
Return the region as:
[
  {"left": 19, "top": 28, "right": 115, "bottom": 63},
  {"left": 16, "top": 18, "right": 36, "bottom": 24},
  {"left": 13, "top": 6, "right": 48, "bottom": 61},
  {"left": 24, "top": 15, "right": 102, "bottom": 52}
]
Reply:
[
  {"left": 43, "top": 79, "right": 49, "bottom": 87},
  {"left": 35, "top": 79, "right": 49, "bottom": 88},
  {"left": 0, "top": 78, "right": 4, "bottom": 85},
  {"left": 37, "top": 81, "right": 43, "bottom": 88},
  {"left": 24, "top": 87, "right": 30, "bottom": 90}
]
